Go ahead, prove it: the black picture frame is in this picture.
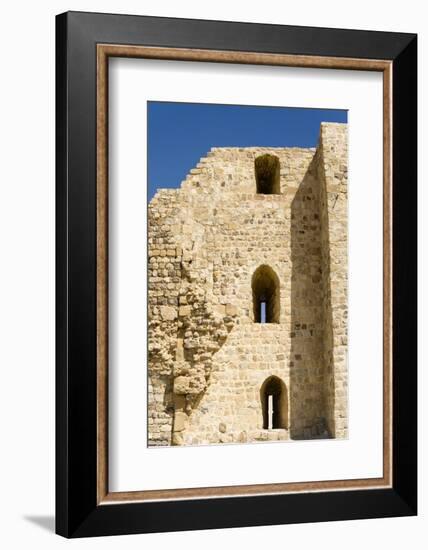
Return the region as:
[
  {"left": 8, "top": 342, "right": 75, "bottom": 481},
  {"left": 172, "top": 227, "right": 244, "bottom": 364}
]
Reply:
[{"left": 56, "top": 10, "right": 417, "bottom": 538}]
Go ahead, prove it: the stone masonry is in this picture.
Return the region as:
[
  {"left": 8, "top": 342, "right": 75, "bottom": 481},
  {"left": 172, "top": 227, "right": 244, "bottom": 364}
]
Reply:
[{"left": 148, "top": 122, "right": 348, "bottom": 447}]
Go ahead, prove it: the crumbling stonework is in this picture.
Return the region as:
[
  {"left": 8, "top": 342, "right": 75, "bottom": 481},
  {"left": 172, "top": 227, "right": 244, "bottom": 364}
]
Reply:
[{"left": 148, "top": 122, "right": 348, "bottom": 446}]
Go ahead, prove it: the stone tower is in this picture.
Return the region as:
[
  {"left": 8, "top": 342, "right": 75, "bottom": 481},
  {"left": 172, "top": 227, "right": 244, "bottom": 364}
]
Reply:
[{"left": 148, "top": 122, "right": 348, "bottom": 447}]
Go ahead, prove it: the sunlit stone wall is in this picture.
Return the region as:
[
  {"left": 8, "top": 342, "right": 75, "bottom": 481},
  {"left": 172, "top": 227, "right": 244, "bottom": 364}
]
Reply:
[{"left": 147, "top": 122, "right": 348, "bottom": 446}]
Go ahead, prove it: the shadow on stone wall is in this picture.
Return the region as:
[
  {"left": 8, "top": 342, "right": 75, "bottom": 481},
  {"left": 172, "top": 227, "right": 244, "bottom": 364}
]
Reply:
[
  {"left": 289, "top": 155, "right": 334, "bottom": 439},
  {"left": 317, "top": 149, "right": 337, "bottom": 438}
]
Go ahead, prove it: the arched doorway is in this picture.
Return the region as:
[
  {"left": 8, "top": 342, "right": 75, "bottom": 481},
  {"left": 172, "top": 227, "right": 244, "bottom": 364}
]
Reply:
[
  {"left": 255, "top": 154, "right": 280, "bottom": 194},
  {"left": 252, "top": 265, "right": 280, "bottom": 323},
  {"left": 260, "top": 376, "right": 288, "bottom": 429}
]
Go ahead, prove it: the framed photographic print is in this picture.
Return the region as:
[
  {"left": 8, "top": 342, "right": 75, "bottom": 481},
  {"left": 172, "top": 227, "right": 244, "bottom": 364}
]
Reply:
[{"left": 56, "top": 11, "right": 417, "bottom": 538}]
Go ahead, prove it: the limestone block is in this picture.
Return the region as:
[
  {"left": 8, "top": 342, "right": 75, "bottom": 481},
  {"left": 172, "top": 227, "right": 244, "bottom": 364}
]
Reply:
[
  {"left": 174, "top": 376, "right": 191, "bottom": 394},
  {"left": 225, "top": 304, "right": 238, "bottom": 316},
  {"left": 174, "top": 412, "right": 188, "bottom": 432},
  {"left": 179, "top": 305, "right": 192, "bottom": 317},
  {"left": 238, "top": 431, "right": 248, "bottom": 443},
  {"left": 214, "top": 304, "right": 226, "bottom": 315},
  {"left": 159, "top": 305, "right": 177, "bottom": 321},
  {"left": 173, "top": 394, "right": 186, "bottom": 411}
]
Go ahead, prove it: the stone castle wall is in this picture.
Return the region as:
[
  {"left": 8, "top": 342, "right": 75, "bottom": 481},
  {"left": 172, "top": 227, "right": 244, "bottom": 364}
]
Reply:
[{"left": 147, "top": 122, "right": 348, "bottom": 446}]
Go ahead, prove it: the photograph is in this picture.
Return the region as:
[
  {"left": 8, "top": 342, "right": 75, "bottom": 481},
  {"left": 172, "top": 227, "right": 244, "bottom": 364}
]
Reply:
[
  {"left": 147, "top": 102, "right": 349, "bottom": 447},
  {"left": 0, "top": 0, "right": 421, "bottom": 546}
]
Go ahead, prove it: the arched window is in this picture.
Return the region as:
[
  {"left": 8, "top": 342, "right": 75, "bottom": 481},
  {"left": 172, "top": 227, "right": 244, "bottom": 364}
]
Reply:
[
  {"left": 260, "top": 376, "right": 288, "bottom": 429},
  {"left": 252, "top": 265, "right": 280, "bottom": 323},
  {"left": 255, "top": 154, "right": 280, "bottom": 194}
]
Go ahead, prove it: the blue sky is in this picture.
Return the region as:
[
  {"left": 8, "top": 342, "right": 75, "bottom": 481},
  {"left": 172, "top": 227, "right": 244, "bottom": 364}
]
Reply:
[{"left": 147, "top": 101, "right": 347, "bottom": 201}]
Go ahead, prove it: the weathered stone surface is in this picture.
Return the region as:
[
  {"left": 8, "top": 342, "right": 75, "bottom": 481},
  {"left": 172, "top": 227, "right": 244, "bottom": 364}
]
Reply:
[
  {"left": 147, "top": 123, "right": 348, "bottom": 447},
  {"left": 225, "top": 304, "right": 238, "bottom": 316},
  {"left": 159, "top": 305, "right": 177, "bottom": 321},
  {"left": 178, "top": 305, "right": 191, "bottom": 317},
  {"left": 174, "top": 412, "right": 188, "bottom": 432},
  {"left": 174, "top": 376, "right": 191, "bottom": 395}
]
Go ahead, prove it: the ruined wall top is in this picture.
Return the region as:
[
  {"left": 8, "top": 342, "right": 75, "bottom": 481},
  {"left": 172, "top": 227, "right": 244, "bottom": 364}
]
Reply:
[{"left": 150, "top": 122, "right": 346, "bottom": 203}]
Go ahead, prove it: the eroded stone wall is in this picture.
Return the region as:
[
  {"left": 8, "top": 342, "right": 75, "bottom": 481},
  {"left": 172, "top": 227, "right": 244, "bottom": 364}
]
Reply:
[{"left": 147, "top": 123, "right": 348, "bottom": 446}]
